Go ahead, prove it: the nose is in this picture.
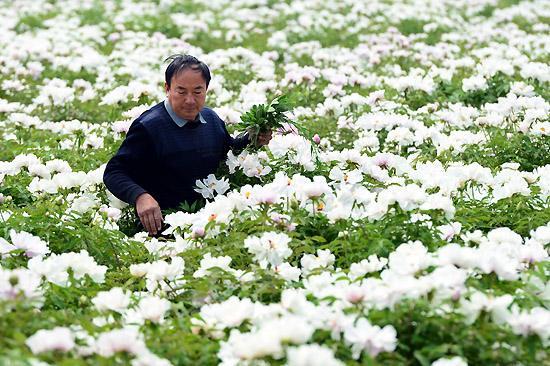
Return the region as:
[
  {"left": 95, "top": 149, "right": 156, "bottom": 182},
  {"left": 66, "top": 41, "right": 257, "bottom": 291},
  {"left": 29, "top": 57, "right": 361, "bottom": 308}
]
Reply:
[{"left": 183, "top": 94, "right": 195, "bottom": 104}]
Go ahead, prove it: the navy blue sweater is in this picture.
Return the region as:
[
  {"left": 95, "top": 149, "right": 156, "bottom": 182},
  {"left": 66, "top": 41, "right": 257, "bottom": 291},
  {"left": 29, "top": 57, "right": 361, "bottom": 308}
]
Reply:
[{"left": 103, "top": 102, "right": 249, "bottom": 210}]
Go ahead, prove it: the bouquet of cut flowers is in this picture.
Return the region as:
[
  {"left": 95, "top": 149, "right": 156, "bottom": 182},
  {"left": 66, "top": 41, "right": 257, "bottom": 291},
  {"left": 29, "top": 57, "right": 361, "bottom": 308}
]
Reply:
[{"left": 237, "top": 94, "right": 303, "bottom": 147}]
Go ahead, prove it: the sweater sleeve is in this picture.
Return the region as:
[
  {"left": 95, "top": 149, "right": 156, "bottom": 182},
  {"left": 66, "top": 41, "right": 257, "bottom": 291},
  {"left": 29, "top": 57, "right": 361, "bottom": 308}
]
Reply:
[
  {"left": 231, "top": 131, "right": 251, "bottom": 151},
  {"left": 220, "top": 120, "right": 250, "bottom": 151},
  {"left": 103, "top": 120, "right": 153, "bottom": 205}
]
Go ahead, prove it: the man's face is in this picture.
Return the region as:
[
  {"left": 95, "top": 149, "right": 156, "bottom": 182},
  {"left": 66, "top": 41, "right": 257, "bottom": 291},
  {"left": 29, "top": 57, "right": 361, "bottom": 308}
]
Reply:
[{"left": 165, "top": 68, "right": 207, "bottom": 121}]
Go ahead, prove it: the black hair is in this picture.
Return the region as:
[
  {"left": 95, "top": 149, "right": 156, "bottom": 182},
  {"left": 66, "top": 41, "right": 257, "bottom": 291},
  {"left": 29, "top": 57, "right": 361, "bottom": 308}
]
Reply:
[{"left": 164, "top": 54, "right": 211, "bottom": 89}]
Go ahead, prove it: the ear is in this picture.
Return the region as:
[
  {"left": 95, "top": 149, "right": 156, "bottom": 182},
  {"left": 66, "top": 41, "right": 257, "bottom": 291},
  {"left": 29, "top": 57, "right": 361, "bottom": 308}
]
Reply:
[{"left": 164, "top": 82, "right": 170, "bottom": 95}]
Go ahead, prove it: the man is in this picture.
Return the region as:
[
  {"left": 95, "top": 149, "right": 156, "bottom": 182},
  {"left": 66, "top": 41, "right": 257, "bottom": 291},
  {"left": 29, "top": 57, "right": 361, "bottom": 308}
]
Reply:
[{"left": 103, "top": 54, "right": 272, "bottom": 236}]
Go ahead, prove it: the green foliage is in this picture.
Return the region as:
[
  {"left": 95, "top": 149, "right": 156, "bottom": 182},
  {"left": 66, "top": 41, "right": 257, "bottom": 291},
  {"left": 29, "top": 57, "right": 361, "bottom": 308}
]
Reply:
[
  {"left": 398, "top": 72, "right": 513, "bottom": 110},
  {"left": 238, "top": 95, "right": 294, "bottom": 131},
  {"left": 459, "top": 129, "right": 550, "bottom": 172},
  {"left": 237, "top": 94, "right": 307, "bottom": 147},
  {"left": 397, "top": 19, "right": 427, "bottom": 36},
  {"left": 424, "top": 26, "right": 449, "bottom": 46},
  {"left": 460, "top": 74, "right": 511, "bottom": 108},
  {"left": 124, "top": 14, "right": 182, "bottom": 38},
  {"left": 76, "top": 2, "right": 108, "bottom": 26},
  {"left": 369, "top": 299, "right": 545, "bottom": 366},
  {"left": 217, "top": 68, "right": 256, "bottom": 96},
  {"left": 454, "top": 194, "right": 550, "bottom": 237},
  {"left": 287, "top": 28, "right": 360, "bottom": 48},
  {"left": 14, "top": 11, "right": 59, "bottom": 33}
]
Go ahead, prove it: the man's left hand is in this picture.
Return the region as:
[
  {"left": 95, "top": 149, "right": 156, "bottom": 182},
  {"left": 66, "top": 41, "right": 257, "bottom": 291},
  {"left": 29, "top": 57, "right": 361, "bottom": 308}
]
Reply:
[{"left": 256, "top": 129, "right": 273, "bottom": 146}]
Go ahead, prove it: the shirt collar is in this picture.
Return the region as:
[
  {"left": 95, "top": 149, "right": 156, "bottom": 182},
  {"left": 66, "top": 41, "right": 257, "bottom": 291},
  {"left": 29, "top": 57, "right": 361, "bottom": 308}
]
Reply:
[{"left": 164, "top": 99, "right": 207, "bottom": 127}]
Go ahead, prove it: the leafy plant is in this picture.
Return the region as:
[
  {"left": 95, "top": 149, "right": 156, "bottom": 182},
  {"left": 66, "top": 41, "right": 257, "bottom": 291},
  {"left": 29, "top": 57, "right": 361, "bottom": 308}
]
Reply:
[{"left": 237, "top": 94, "right": 304, "bottom": 146}]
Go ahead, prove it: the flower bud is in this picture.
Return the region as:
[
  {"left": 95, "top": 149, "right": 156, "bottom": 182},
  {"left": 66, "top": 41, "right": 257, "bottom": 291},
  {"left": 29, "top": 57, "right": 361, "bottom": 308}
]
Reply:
[
  {"left": 192, "top": 227, "right": 205, "bottom": 238},
  {"left": 9, "top": 275, "right": 19, "bottom": 287}
]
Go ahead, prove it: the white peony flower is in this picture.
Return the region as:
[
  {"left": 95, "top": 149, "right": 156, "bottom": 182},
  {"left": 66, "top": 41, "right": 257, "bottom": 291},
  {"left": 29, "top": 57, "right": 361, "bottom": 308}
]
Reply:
[
  {"left": 348, "top": 255, "right": 388, "bottom": 279},
  {"left": 274, "top": 262, "right": 301, "bottom": 281},
  {"left": 130, "top": 257, "right": 185, "bottom": 292},
  {"left": 196, "top": 296, "right": 255, "bottom": 332},
  {"left": 131, "top": 351, "right": 173, "bottom": 366},
  {"left": 388, "top": 241, "right": 432, "bottom": 276},
  {"left": 244, "top": 231, "right": 293, "bottom": 268},
  {"left": 286, "top": 344, "right": 344, "bottom": 366},
  {"left": 92, "top": 287, "right": 131, "bottom": 313},
  {"left": 459, "top": 291, "right": 514, "bottom": 324},
  {"left": 462, "top": 75, "right": 487, "bottom": 92},
  {"left": 437, "top": 222, "right": 462, "bottom": 242},
  {"left": 300, "top": 249, "right": 335, "bottom": 275},
  {"left": 26, "top": 327, "right": 75, "bottom": 354},
  {"left": 136, "top": 295, "right": 171, "bottom": 324},
  {"left": 129, "top": 263, "right": 149, "bottom": 278},
  {"left": 530, "top": 223, "right": 550, "bottom": 245},
  {"left": 194, "top": 174, "right": 230, "bottom": 199},
  {"left": 344, "top": 318, "right": 397, "bottom": 358},
  {"left": 221, "top": 329, "right": 283, "bottom": 361},
  {"left": 0, "top": 236, "right": 16, "bottom": 257},
  {"left": 193, "top": 253, "right": 233, "bottom": 278},
  {"left": 9, "top": 230, "right": 50, "bottom": 257},
  {"left": 504, "top": 306, "right": 550, "bottom": 341},
  {"left": 0, "top": 267, "right": 43, "bottom": 304},
  {"left": 94, "top": 327, "right": 147, "bottom": 357},
  {"left": 432, "top": 356, "right": 468, "bottom": 366},
  {"left": 27, "top": 251, "right": 107, "bottom": 286}
]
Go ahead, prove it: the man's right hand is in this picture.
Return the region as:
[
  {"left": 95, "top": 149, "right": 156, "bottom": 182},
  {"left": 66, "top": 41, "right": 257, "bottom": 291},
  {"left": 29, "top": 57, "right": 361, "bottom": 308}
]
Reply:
[{"left": 136, "top": 193, "right": 163, "bottom": 236}]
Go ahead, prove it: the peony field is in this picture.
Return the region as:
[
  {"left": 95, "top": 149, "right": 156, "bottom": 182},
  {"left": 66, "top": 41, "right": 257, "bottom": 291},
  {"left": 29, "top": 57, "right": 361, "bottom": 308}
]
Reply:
[{"left": 0, "top": 0, "right": 549, "bottom": 365}]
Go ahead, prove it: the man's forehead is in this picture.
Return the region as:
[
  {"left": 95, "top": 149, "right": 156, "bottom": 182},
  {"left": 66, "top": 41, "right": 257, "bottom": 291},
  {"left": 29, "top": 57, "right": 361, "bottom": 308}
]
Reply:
[{"left": 172, "top": 69, "right": 206, "bottom": 86}]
